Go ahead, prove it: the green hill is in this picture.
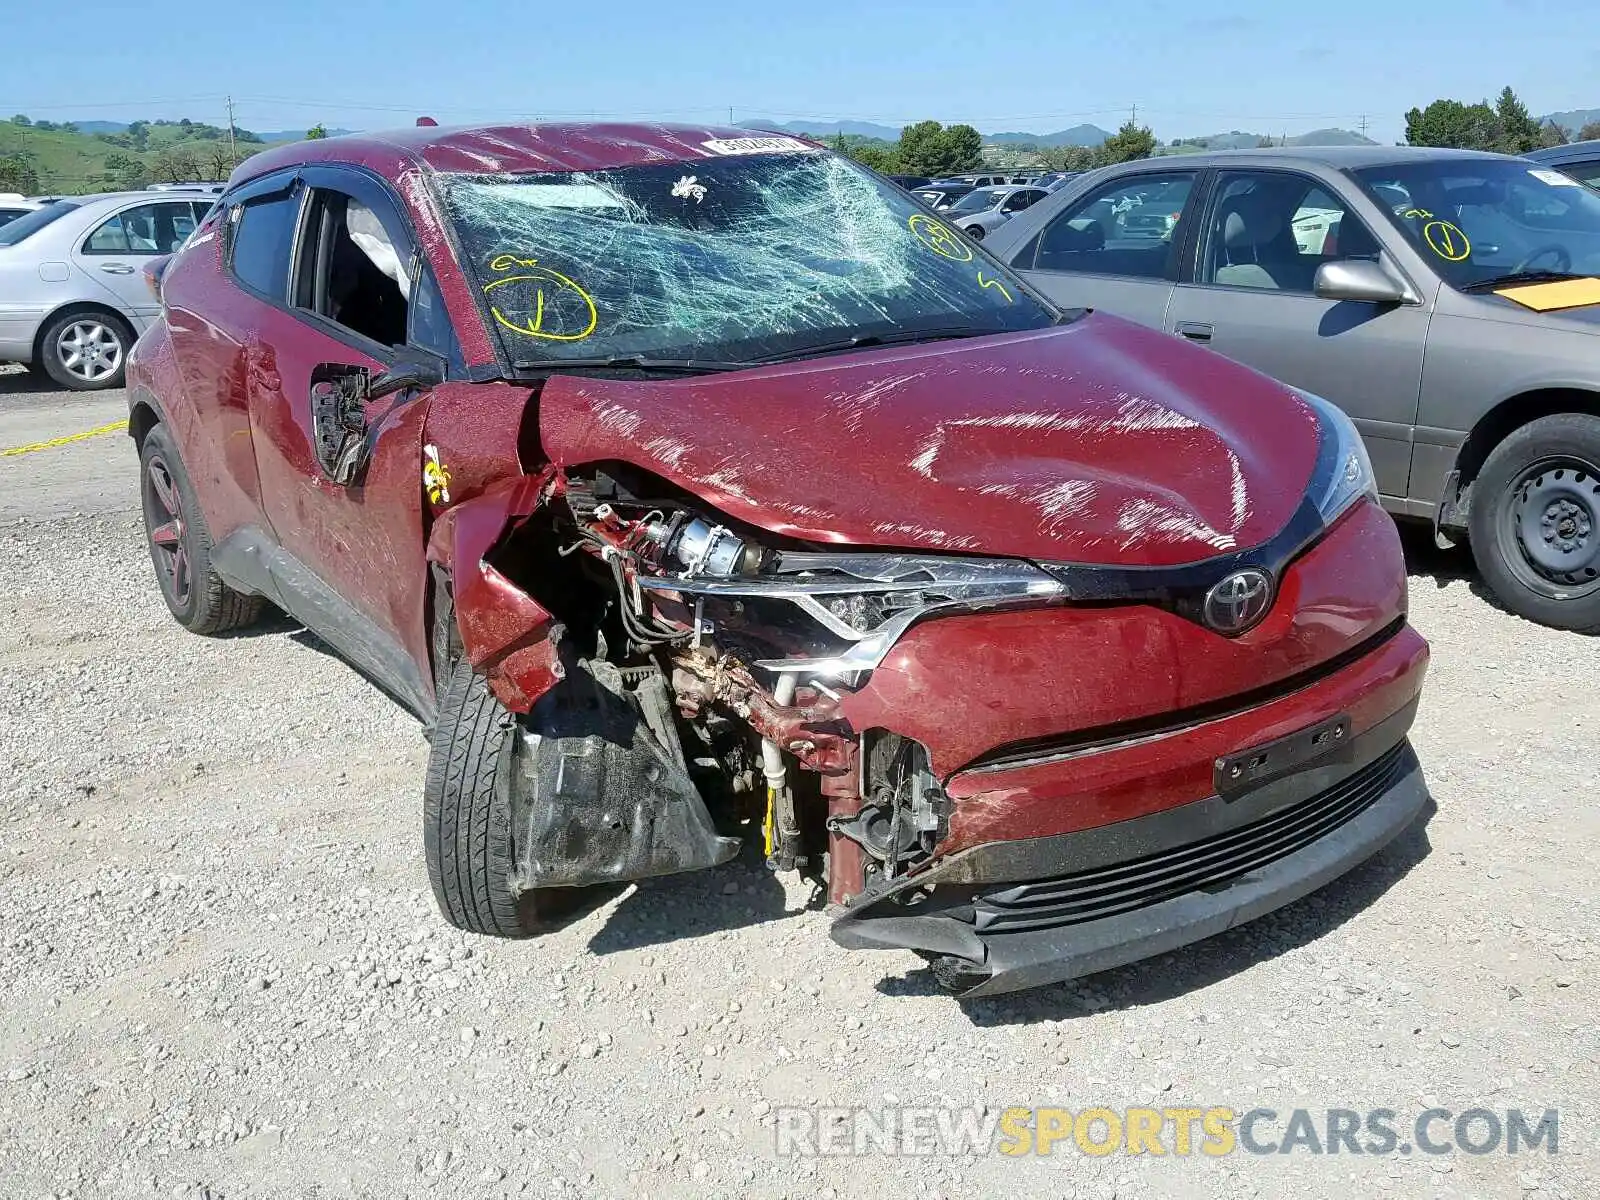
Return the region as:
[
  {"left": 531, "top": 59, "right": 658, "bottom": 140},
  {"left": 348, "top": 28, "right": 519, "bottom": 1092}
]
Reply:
[{"left": 0, "top": 116, "right": 293, "bottom": 195}]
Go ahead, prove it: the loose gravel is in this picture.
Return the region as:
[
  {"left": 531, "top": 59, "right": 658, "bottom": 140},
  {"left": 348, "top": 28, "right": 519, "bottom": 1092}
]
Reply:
[{"left": 2, "top": 375, "right": 1595, "bottom": 1198}]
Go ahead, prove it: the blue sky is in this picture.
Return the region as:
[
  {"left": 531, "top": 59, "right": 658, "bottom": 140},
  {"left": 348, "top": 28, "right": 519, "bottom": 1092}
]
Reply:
[{"left": 2, "top": 0, "right": 1596, "bottom": 144}]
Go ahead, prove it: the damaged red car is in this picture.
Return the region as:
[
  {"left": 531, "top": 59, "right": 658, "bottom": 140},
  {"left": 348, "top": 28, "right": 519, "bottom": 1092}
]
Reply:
[{"left": 127, "top": 123, "right": 1430, "bottom": 996}]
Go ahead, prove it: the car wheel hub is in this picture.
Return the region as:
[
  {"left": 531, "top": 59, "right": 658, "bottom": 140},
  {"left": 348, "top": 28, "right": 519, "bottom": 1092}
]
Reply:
[
  {"left": 57, "top": 320, "right": 123, "bottom": 382},
  {"left": 144, "top": 456, "right": 191, "bottom": 607},
  {"left": 1514, "top": 464, "right": 1600, "bottom": 582}
]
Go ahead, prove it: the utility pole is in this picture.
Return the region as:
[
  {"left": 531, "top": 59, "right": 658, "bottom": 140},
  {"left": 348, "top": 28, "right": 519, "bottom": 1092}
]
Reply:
[
  {"left": 226, "top": 95, "right": 237, "bottom": 168},
  {"left": 728, "top": 106, "right": 734, "bottom": 125},
  {"left": 1131, "top": 102, "right": 1138, "bottom": 126},
  {"left": 1358, "top": 113, "right": 1370, "bottom": 137}
]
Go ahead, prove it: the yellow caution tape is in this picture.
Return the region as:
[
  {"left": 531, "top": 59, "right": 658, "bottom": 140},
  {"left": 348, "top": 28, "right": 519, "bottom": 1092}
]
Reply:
[{"left": 2, "top": 418, "right": 129, "bottom": 457}]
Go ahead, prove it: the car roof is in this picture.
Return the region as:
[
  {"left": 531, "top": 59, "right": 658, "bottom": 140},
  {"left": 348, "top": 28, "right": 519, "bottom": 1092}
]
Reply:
[
  {"left": 230, "top": 121, "right": 823, "bottom": 189},
  {"left": 1525, "top": 139, "right": 1600, "bottom": 165},
  {"left": 1113, "top": 145, "right": 1524, "bottom": 171}
]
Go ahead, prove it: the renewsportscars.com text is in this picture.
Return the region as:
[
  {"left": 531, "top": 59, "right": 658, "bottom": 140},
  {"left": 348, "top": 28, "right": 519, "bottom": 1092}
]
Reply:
[{"left": 773, "top": 1105, "right": 1559, "bottom": 1159}]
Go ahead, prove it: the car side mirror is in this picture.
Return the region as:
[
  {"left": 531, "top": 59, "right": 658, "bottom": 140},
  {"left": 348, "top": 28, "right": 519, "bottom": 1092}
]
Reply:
[
  {"left": 1314, "top": 259, "right": 1410, "bottom": 305},
  {"left": 308, "top": 353, "right": 443, "bottom": 485},
  {"left": 368, "top": 353, "right": 443, "bottom": 401}
]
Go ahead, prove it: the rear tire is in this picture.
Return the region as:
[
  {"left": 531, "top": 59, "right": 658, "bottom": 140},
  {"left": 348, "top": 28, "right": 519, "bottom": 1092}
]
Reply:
[
  {"left": 138, "top": 424, "right": 265, "bottom": 635},
  {"left": 423, "top": 658, "right": 540, "bottom": 937},
  {"left": 1469, "top": 413, "right": 1600, "bottom": 631},
  {"left": 37, "top": 309, "right": 133, "bottom": 391}
]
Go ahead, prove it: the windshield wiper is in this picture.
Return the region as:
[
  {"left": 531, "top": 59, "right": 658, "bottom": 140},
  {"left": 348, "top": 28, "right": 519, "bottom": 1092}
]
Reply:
[
  {"left": 755, "top": 327, "right": 996, "bottom": 364},
  {"left": 1461, "top": 270, "right": 1587, "bottom": 293},
  {"left": 517, "top": 355, "right": 758, "bottom": 375}
]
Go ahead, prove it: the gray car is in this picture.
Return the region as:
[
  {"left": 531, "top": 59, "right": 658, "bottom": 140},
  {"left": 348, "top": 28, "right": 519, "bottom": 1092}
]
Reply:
[
  {"left": 944, "top": 184, "right": 1050, "bottom": 240},
  {"left": 987, "top": 145, "right": 1600, "bottom": 631},
  {"left": 1526, "top": 139, "right": 1600, "bottom": 190},
  {"left": 0, "top": 189, "right": 214, "bottom": 389}
]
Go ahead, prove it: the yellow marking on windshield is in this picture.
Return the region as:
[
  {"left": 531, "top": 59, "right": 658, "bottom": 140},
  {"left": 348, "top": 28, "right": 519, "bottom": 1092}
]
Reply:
[
  {"left": 977, "top": 271, "right": 1014, "bottom": 303},
  {"left": 908, "top": 213, "right": 973, "bottom": 262},
  {"left": 1422, "top": 220, "right": 1470, "bottom": 262},
  {"left": 484, "top": 254, "right": 598, "bottom": 342},
  {"left": 1402, "top": 207, "right": 1433, "bottom": 220}
]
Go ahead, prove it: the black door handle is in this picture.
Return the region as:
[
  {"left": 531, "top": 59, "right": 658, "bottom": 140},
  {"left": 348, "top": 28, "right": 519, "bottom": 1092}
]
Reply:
[{"left": 1175, "top": 321, "right": 1214, "bottom": 342}]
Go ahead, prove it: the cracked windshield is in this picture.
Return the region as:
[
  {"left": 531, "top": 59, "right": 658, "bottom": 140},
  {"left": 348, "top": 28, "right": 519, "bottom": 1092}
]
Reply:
[{"left": 440, "top": 151, "right": 1054, "bottom": 366}]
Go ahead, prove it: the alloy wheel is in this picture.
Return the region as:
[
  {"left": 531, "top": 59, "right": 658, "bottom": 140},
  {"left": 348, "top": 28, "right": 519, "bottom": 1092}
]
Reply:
[
  {"left": 143, "top": 455, "right": 191, "bottom": 609},
  {"left": 1499, "top": 456, "right": 1600, "bottom": 598},
  {"left": 54, "top": 319, "right": 124, "bottom": 384}
]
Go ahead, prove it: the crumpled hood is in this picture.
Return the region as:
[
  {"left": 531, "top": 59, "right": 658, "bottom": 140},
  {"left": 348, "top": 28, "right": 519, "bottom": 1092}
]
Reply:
[{"left": 537, "top": 314, "right": 1322, "bottom": 567}]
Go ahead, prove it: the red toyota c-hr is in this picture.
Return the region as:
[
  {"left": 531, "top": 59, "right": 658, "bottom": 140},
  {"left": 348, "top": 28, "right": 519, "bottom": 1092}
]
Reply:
[{"left": 127, "top": 123, "right": 1429, "bottom": 996}]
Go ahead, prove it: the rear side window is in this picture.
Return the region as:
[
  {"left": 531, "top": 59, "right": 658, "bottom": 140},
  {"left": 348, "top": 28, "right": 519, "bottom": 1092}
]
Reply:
[{"left": 230, "top": 192, "right": 301, "bottom": 299}]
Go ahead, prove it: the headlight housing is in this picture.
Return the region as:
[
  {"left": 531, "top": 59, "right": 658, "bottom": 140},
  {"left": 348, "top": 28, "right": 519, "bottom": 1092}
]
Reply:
[{"left": 1299, "top": 389, "right": 1377, "bottom": 523}]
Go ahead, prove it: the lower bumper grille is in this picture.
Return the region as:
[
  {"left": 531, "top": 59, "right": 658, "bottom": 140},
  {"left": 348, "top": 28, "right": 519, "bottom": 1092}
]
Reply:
[{"left": 971, "top": 744, "right": 1407, "bottom": 935}]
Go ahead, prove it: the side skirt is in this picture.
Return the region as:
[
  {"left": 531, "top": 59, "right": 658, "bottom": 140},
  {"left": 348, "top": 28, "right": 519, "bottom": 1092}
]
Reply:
[{"left": 212, "top": 526, "right": 435, "bottom": 724}]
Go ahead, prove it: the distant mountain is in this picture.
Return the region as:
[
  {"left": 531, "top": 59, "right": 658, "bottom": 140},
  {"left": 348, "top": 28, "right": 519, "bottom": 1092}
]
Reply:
[
  {"left": 1541, "top": 109, "right": 1600, "bottom": 137},
  {"left": 59, "top": 119, "right": 354, "bottom": 143},
  {"left": 986, "top": 125, "right": 1112, "bottom": 148},
  {"left": 737, "top": 118, "right": 901, "bottom": 141},
  {"left": 1290, "top": 127, "right": 1377, "bottom": 146},
  {"left": 1164, "top": 127, "right": 1376, "bottom": 152}
]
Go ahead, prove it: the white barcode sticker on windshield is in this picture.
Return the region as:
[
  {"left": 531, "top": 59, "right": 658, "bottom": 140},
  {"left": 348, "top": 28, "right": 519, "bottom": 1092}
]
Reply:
[
  {"left": 1529, "top": 168, "right": 1580, "bottom": 187},
  {"left": 701, "top": 136, "right": 818, "bottom": 156}
]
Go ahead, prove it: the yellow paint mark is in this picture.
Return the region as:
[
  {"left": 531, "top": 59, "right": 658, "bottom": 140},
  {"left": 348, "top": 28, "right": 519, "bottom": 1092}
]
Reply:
[
  {"left": 977, "top": 270, "right": 1014, "bottom": 303},
  {"left": 1402, "top": 207, "right": 1433, "bottom": 220},
  {"left": 1495, "top": 276, "right": 1600, "bottom": 312},
  {"left": 908, "top": 212, "right": 973, "bottom": 262},
  {"left": 484, "top": 253, "right": 598, "bottom": 342},
  {"left": 2, "top": 418, "right": 129, "bottom": 457},
  {"left": 1422, "top": 220, "right": 1470, "bottom": 262}
]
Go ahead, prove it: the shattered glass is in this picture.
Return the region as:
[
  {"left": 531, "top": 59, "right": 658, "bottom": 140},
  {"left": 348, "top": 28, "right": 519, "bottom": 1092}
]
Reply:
[{"left": 438, "top": 153, "right": 1054, "bottom": 367}]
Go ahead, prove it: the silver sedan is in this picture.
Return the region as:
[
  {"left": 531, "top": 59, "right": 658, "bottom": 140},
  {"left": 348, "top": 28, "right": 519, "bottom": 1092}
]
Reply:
[
  {"left": 943, "top": 185, "right": 1050, "bottom": 241},
  {"left": 0, "top": 190, "right": 214, "bottom": 389}
]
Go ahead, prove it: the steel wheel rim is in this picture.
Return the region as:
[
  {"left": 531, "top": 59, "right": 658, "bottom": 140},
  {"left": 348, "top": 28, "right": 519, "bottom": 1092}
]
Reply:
[
  {"left": 143, "top": 455, "right": 191, "bottom": 608},
  {"left": 1498, "top": 455, "right": 1600, "bottom": 599},
  {"left": 55, "top": 319, "right": 123, "bottom": 382}
]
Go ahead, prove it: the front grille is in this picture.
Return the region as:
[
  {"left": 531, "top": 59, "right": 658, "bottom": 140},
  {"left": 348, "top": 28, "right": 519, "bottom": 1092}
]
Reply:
[{"left": 969, "top": 744, "right": 1407, "bottom": 935}]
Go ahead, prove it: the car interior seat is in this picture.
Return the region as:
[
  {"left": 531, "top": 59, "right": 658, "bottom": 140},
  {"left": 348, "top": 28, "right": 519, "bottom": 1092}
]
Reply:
[{"left": 1212, "top": 190, "right": 1313, "bottom": 290}]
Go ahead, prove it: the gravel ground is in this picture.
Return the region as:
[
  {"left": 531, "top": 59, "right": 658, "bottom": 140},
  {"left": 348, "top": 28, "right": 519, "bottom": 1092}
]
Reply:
[{"left": 2, "top": 368, "right": 1596, "bottom": 1199}]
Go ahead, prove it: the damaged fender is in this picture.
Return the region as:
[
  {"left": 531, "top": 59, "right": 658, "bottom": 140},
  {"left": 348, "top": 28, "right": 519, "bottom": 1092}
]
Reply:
[{"left": 427, "top": 470, "right": 566, "bottom": 712}]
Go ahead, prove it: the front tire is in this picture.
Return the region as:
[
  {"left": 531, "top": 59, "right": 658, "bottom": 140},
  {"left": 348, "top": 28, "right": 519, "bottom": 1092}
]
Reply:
[
  {"left": 1469, "top": 413, "right": 1600, "bottom": 631},
  {"left": 423, "top": 659, "right": 540, "bottom": 937},
  {"left": 139, "top": 424, "right": 265, "bottom": 634},
  {"left": 38, "top": 309, "right": 133, "bottom": 391}
]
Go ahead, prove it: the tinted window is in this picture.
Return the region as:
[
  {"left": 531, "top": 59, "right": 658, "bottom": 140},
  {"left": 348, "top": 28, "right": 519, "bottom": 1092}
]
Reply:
[
  {"left": 230, "top": 191, "right": 301, "bottom": 299},
  {"left": 83, "top": 202, "right": 196, "bottom": 255},
  {"left": 0, "top": 199, "right": 79, "bottom": 246},
  {"left": 1032, "top": 172, "right": 1195, "bottom": 279},
  {"left": 1560, "top": 161, "right": 1600, "bottom": 190},
  {"left": 1199, "top": 173, "right": 1382, "bottom": 293},
  {"left": 410, "top": 265, "right": 460, "bottom": 365}
]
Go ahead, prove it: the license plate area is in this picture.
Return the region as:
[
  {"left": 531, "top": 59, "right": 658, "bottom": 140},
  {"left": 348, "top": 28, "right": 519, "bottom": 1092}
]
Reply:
[{"left": 1215, "top": 712, "right": 1351, "bottom": 797}]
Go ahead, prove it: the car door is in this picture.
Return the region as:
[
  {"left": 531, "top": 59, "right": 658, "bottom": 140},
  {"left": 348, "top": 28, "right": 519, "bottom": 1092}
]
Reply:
[
  {"left": 1004, "top": 168, "right": 1201, "bottom": 330},
  {"left": 1162, "top": 169, "right": 1430, "bottom": 500},
  {"left": 73, "top": 198, "right": 205, "bottom": 330},
  {"left": 219, "top": 167, "right": 456, "bottom": 715}
]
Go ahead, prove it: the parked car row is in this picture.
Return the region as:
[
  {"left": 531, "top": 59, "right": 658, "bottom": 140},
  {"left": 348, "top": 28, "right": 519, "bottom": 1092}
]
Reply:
[
  {"left": 0, "top": 183, "right": 224, "bottom": 388},
  {"left": 985, "top": 144, "right": 1600, "bottom": 630}
]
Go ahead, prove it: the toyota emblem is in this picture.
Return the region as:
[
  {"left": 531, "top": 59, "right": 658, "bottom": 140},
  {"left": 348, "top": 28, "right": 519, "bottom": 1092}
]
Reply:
[{"left": 1203, "top": 568, "right": 1274, "bottom": 635}]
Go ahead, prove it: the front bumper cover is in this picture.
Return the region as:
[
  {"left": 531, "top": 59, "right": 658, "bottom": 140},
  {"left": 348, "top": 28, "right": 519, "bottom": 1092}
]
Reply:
[{"left": 831, "top": 701, "right": 1429, "bottom": 997}]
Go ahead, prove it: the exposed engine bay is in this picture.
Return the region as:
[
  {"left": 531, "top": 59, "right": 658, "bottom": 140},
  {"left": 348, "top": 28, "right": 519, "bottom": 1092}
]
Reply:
[{"left": 479, "top": 464, "right": 1071, "bottom": 905}]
